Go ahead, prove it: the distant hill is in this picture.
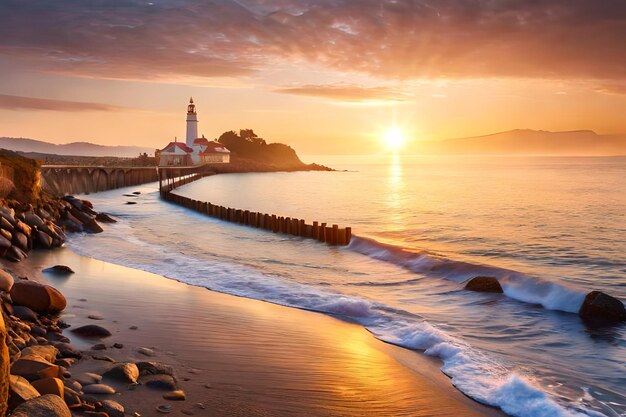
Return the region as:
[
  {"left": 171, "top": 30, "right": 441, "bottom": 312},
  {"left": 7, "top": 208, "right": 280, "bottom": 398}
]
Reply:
[
  {"left": 422, "top": 130, "right": 626, "bottom": 156},
  {"left": 0, "top": 137, "right": 153, "bottom": 157}
]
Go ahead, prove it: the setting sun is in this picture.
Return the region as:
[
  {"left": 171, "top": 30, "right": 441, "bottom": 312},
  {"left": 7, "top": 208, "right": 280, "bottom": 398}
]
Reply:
[{"left": 384, "top": 127, "right": 405, "bottom": 151}]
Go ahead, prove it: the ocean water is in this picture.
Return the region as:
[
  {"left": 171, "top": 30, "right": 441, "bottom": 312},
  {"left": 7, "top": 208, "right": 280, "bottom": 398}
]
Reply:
[{"left": 69, "top": 155, "right": 626, "bottom": 417}]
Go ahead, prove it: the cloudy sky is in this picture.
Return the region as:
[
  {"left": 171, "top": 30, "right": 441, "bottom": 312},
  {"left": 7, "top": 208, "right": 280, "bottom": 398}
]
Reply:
[{"left": 0, "top": 0, "right": 624, "bottom": 154}]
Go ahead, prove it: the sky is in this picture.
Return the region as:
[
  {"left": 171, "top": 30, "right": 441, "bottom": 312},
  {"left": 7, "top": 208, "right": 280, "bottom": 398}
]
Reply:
[{"left": 0, "top": 0, "right": 625, "bottom": 154}]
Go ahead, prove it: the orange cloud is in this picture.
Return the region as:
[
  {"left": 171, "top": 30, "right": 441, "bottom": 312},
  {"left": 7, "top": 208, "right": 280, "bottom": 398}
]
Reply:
[
  {"left": 273, "top": 84, "right": 412, "bottom": 102},
  {"left": 0, "top": 1, "right": 624, "bottom": 82},
  {"left": 0, "top": 94, "right": 123, "bottom": 112}
]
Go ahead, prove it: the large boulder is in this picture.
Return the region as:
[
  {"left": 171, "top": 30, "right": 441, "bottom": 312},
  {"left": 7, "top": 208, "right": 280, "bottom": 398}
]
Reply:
[
  {"left": 8, "top": 375, "right": 40, "bottom": 410},
  {"left": 0, "top": 312, "right": 10, "bottom": 416},
  {"left": 11, "top": 394, "right": 71, "bottom": 417},
  {"left": 103, "top": 363, "right": 139, "bottom": 384},
  {"left": 10, "top": 280, "right": 67, "bottom": 314},
  {"left": 579, "top": 291, "right": 626, "bottom": 322},
  {"left": 0, "top": 269, "right": 14, "bottom": 292},
  {"left": 464, "top": 276, "right": 503, "bottom": 293},
  {"left": 96, "top": 213, "right": 117, "bottom": 223},
  {"left": 21, "top": 345, "right": 59, "bottom": 363},
  {"left": 70, "top": 324, "right": 112, "bottom": 339},
  {"left": 31, "top": 377, "right": 65, "bottom": 398},
  {"left": 11, "top": 354, "right": 61, "bottom": 381}
]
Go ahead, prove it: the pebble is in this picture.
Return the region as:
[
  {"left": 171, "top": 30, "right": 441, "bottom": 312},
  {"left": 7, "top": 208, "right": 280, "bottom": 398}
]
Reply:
[
  {"left": 75, "top": 372, "right": 102, "bottom": 386},
  {"left": 162, "top": 390, "right": 186, "bottom": 401},
  {"left": 88, "top": 314, "right": 104, "bottom": 320},
  {"left": 137, "top": 347, "right": 156, "bottom": 357},
  {"left": 113, "top": 343, "right": 124, "bottom": 349},
  {"left": 82, "top": 383, "right": 116, "bottom": 395},
  {"left": 156, "top": 404, "right": 173, "bottom": 414}
]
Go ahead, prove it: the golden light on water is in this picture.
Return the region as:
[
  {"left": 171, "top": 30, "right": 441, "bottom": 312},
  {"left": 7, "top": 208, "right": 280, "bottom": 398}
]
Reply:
[{"left": 383, "top": 127, "right": 405, "bottom": 151}]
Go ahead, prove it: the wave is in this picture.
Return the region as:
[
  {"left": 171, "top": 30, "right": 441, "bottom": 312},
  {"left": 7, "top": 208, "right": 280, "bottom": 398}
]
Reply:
[
  {"left": 66, "top": 225, "right": 604, "bottom": 417},
  {"left": 348, "top": 236, "right": 589, "bottom": 314}
]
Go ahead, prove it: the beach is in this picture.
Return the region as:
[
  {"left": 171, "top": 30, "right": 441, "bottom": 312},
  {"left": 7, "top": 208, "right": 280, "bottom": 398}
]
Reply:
[{"left": 5, "top": 247, "right": 504, "bottom": 417}]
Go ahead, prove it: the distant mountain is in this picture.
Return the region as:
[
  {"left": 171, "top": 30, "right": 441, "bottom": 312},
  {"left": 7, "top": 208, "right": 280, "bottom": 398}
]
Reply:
[
  {"left": 0, "top": 137, "right": 153, "bottom": 157},
  {"left": 422, "top": 130, "right": 626, "bottom": 156}
]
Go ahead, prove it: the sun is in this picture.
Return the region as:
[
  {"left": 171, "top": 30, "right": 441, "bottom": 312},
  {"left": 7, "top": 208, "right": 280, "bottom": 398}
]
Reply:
[{"left": 383, "top": 127, "right": 405, "bottom": 151}]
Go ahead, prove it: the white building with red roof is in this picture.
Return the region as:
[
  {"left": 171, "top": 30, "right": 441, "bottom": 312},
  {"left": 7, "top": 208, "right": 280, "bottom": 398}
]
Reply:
[{"left": 158, "top": 98, "right": 230, "bottom": 166}]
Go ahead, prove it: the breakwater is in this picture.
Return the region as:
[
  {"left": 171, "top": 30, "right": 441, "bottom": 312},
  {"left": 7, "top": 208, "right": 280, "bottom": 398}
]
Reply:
[
  {"left": 158, "top": 165, "right": 352, "bottom": 246},
  {"left": 41, "top": 165, "right": 158, "bottom": 196}
]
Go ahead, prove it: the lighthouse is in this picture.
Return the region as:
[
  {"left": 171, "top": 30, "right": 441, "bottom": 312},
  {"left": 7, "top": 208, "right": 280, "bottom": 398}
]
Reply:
[{"left": 185, "top": 97, "right": 198, "bottom": 147}]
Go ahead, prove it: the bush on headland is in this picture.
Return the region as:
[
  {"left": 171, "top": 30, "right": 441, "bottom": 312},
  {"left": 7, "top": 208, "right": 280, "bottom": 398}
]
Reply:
[{"left": 218, "top": 129, "right": 332, "bottom": 171}]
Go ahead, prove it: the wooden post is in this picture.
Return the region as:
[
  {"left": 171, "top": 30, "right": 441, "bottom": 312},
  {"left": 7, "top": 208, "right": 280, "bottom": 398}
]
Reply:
[
  {"left": 345, "top": 227, "right": 352, "bottom": 245},
  {"left": 299, "top": 219, "right": 305, "bottom": 237},
  {"left": 313, "top": 221, "right": 319, "bottom": 239},
  {"left": 325, "top": 226, "right": 333, "bottom": 244},
  {"left": 332, "top": 224, "right": 339, "bottom": 245},
  {"left": 338, "top": 228, "right": 346, "bottom": 246},
  {"left": 319, "top": 223, "right": 327, "bottom": 242}
]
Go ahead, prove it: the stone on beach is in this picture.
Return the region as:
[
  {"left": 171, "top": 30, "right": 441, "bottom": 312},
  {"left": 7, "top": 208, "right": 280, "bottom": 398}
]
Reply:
[
  {"left": 103, "top": 362, "right": 139, "bottom": 384},
  {"left": 12, "top": 305, "right": 38, "bottom": 322},
  {"left": 31, "top": 377, "right": 65, "bottom": 397},
  {"left": 136, "top": 361, "right": 174, "bottom": 376},
  {"left": 95, "top": 212, "right": 117, "bottom": 223},
  {"left": 0, "top": 268, "right": 14, "bottom": 291},
  {"left": 82, "top": 383, "right": 116, "bottom": 395},
  {"left": 143, "top": 374, "right": 178, "bottom": 391},
  {"left": 43, "top": 265, "right": 75, "bottom": 274},
  {"left": 50, "top": 342, "right": 82, "bottom": 359},
  {"left": 11, "top": 394, "right": 71, "bottom": 417},
  {"left": 579, "top": 291, "right": 626, "bottom": 322},
  {"left": 99, "top": 400, "right": 125, "bottom": 417},
  {"left": 70, "top": 324, "right": 112, "bottom": 338},
  {"left": 137, "top": 347, "right": 156, "bottom": 357},
  {"left": 163, "top": 390, "right": 186, "bottom": 401},
  {"left": 74, "top": 372, "right": 102, "bottom": 386},
  {"left": 8, "top": 375, "right": 40, "bottom": 409},
  {"left": 10, "top": 280, "right": 67, "bottom": 314},
  {"left": 464, "top": 276, "right": 503, "bottom": 293},
  {"left": 21, "top": 345, "right": 59, "bottom": 363},
  {"left": 11, "top": 355, "right": 60, "bottom": 381}
]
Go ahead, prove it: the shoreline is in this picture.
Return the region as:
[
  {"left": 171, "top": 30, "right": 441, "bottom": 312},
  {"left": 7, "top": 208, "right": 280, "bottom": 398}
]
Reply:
[{"left": 5, "top": 246, "right": 505, "bottom": 417}]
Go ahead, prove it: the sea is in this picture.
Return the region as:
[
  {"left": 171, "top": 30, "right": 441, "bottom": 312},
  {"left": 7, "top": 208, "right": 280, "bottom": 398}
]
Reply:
[{"left": 68, "top": 155, "right": 626, "bottom": 417}]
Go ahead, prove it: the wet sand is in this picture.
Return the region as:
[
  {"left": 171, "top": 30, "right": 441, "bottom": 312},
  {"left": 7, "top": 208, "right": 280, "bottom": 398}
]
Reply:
[{"left": 7, "top": 247, "right": 504, "bottom": 417}]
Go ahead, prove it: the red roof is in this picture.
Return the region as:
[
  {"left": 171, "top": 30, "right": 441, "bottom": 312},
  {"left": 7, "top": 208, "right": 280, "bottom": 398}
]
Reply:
[
  {"left": 199, "top": 141, "right": 230, "bottom": 155},
  {"left": 161, "top": 142, "right": 193, "bottom": 153},
  {"left": 193, "top": 137, "right": 210, "bottom": 145}
]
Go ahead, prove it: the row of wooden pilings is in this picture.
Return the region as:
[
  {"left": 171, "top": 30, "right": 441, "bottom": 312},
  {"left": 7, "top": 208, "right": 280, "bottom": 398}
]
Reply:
[{"left": 162, "top": 191, "right": 352, "bottom": 246}]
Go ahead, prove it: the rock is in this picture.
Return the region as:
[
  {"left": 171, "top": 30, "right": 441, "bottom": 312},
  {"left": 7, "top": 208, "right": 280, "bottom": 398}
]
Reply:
[
  {"left": 95, "top": 213, "right": 117, "bottom": 223},
  {"left": 11, "top": 394, "right": 71, "bottom": 417},
  {"left": 59, "top": 219, "right": 82, "bottom": 233},
  {"left": 11, "top": 354, "right": 60, "bottom": 381},
  {"left": 55, "top": 358, "right": 75, "bottom": 368},
  {"left": 143, "top": 375, "right": 178, "bottom": 391},
  {"left": 6, "top": 245, "right": 28, "bottom": 262},
  {"left": 31, "top": 377, "right": 65, "bottom": 398},
  {"left": 35, "top": 230, "right": 53, "bottom": 249},
  {"left": 88, "top": 314, "right": 104, "bottom": 320},
  {"left": 51, "top": 342, "right": 82, "bottom": 359},
  {"left": 8, "top": 375, "right": 40, "bottom": 409},
  {"left": 63, "top": 386, "right": 81, "bottom": 408},
  {"left": 91, "top": 343, "right": 107, "bottom": 350},
  {"left": 84, "top": 219, "right": 104, "bottom": 234},
  {"left": 12, "top": 231, "right": 29, "bottom": 252},
  {"left": 125, "top": 201, "right": 137, "bottom": 205},
  {"left": 92, "top": 355, "right": 116, "bottom": 362},
  {"left": 15, "top": 220, "right": 32, "bottom": 236},
  {"left": 136, "top": 361, "right": 174, "bottom": 376},
  {"left": 70, "top": 324, "right": 112, "bottom": 338},
  {"left": 0, "top": 269, "right": 14, "bottom": 291},
  {"left": 10, "top": 280, "right": 67, "bottom": 314},
  {"left": 129, "top": 325, "right": 138, "bottom": 330},
  {"left": 21, "top": 345, "right": 59, "bottom": 363},
  {"left": 103, "top": 363, "right": 139, "bottom": 384},
  {"left": 113, "top": 343, "right": 123, "bottom": 349},
  {"left": 156, "top": 404, "right": 174, "bottom": 414},
  {"left": 12, "top": 305, "right": 38, "bottom": 322},
  {"left": 132, "top": 191, "right": 141, "bottom": 195},
  {"left": 137, "top": 347, "right": 156, "bottom": 357},
  {"left": 82, "top": 384, "right": 116, "bottom": 395},
  {"left": 24, "top": 213, "right": 47, "bottom": 231},
  {"left": 43, "top": 265, "right": 75, "bottom": 274},
  {"left": 579, "top": 291, "right": 626, "bottom": 322},
  {"left": 99, "top": 400, "right": 125, "bottom": 417},
  {"left": 464, "top": 276, "right": 503, "bottom": 293},
  {"left": 163, "top": 390, "right": 186, "bottom": 401},
  {"left": 0, "top": 216, "right": 14, "bottom": 231},
  {"left": 0, "top": 235, "right": 11, "bottom": 249},
  {"left": 74, "top": 372, "right": 102, "bottom": 386},
  {"left": 0, "top": 228, "right": 11, "bottom": 242}
]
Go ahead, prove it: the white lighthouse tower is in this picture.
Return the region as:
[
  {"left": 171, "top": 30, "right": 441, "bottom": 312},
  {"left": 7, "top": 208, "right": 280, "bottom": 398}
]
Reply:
[{"left": 185, "top": 97, "right": 198, "bottom": 147}]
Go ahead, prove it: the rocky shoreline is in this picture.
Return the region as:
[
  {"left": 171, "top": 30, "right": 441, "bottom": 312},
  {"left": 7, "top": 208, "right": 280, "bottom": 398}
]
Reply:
[{"left": 0, "top": 196, "right": 190, "bottom": 417}]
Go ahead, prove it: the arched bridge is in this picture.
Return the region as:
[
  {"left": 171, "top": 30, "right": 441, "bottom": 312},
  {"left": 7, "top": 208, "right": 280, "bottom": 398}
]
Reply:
[{"left": 41, "top": 165, "right": 158, "bottom": 196}]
